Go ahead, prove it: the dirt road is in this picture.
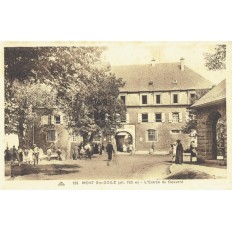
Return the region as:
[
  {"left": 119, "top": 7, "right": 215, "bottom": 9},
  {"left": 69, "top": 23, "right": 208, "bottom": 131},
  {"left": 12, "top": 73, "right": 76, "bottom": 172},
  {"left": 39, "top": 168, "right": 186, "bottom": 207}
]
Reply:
[{"left": 8, "top": 154, "right": 172, "bottom": 180}]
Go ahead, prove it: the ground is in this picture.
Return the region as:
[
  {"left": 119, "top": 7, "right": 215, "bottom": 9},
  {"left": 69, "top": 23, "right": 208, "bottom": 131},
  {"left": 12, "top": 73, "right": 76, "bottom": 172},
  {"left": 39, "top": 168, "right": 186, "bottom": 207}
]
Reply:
[
  {"left": 7, "top": 154, "right": 171, "bottom": 180},
  {"left": 5, "top": 153, "right": 227, "bottom": 180}
]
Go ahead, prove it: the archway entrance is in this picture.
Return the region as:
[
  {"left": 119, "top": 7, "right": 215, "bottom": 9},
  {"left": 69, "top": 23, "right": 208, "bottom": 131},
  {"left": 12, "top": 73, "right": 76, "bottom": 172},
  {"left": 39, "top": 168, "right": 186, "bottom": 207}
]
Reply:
[
  {"left": 115, "top": 131, "right": 133, "bottom": 152},
  {"left": 206, "top": 111, "right": 225, "bottom": 159}
]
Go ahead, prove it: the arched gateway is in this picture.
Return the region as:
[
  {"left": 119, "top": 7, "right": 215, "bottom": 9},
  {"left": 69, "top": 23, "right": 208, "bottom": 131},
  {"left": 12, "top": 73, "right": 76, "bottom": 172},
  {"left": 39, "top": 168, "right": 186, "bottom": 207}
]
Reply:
[
  {"left": 192, "top": 79, "right": 226, "bottom": 162},
  {"left": 115, "top": 131, "right": 133, "bottom": 152},
  {"left": 206, "top": 111, "right": 225, "bottom": 159}
]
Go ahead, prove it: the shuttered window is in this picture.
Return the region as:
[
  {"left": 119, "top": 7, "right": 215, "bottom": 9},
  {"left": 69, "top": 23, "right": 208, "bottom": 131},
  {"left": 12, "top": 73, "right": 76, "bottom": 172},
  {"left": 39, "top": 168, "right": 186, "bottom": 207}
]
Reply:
[
  {"left": 156, "top": 95, "right": 161, "bottom": 104},
  {"left": 155, "top": 113, "right": 162, "bottom": 122},
  {"left": 172, "top": 112, "right": 179, "bottom": 123},
  {"left": 173, "top": 94, "right": 178, "bottom": 103},
  {"left": 142, "top": 113, "right": 148, "bottom": 122},
  {"left": 142, "top": 95, "right": 148, "bottom": 104},
  {"left": 120, "top": 96, "right": 126, "bottom": 104},
  {"left": 55, "top": 115, "right": 61, "bottom": 124}
]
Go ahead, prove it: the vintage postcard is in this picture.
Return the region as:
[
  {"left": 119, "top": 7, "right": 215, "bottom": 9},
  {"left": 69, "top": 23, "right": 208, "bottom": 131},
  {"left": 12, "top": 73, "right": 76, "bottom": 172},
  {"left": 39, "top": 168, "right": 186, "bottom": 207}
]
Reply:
[{"left": 0, "top": 41, "right": 231, "bottom": 189}]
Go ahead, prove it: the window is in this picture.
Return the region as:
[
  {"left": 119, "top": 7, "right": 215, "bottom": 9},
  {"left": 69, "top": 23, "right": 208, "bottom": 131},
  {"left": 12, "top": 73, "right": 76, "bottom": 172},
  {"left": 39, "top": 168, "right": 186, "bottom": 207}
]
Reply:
[
  {"left": 147, "top": 129, "right": 157, "bottom": 142},
  {"left": 172, "top": 112, "right": 179, "bottom": 123},
  {"left": 72, "top": 132, "right": 77, "bottom": 142},
  {"left": 55, "top": 115, "right": 61, "bottom": 124},
  {"left": 173, "top": 94, "right": 178, "bottom": 103},
  {"left": 47, "top": 130, "right": 56, "bottom": 142},
  {"left": 190, "top": 93, "right": 196, "bottom": 99},
  {"left": 190, "top": 93, "right": 196, "bottom": 104},
  {"left": 120, "top": 96, "right": 126, "bottom": 104},
  {"left": 142, "top": 113, "right": 148, "bottom": 122},
  {"left": 121, "top": 115, "right": 126, "bottom": 123},
  {"left": 115, "top": 113, "right": 121, "bottom": 123},
  {"left": 120, "top": 113, "right": 129, "bottom": 123},
  {"left": 156, "top": 95, "right": 161, "bottom": 104},
  {"left": 155, "top": 113, "right": 162, "bottom": 122},
  {"left": 171, "top": 130, "right": 181, "bottom": 134},
  {"left": 142, "top": 95, "right": 148, "bottom": 104}
]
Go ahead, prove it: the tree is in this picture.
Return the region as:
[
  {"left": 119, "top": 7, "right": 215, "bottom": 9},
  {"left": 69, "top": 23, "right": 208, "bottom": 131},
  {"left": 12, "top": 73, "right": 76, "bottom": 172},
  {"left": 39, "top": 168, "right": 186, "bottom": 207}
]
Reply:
[
  {"left": 4, "top": 81, "right": 57, "bottom": 147},
  {"left": 4, "top": 46, "right": 126, "bottom": 145},
  {"left": 182, "top": 89, "right": 211, "bottom": 134},
  {"left": 204, "top": 44, "right": 226, "bottom": 71}
]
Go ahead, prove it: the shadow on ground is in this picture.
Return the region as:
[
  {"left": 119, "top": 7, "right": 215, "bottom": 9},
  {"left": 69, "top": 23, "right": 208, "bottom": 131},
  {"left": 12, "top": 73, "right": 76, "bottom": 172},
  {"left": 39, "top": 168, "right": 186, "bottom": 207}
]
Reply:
[
  {"left": 10, "top": 164, "right": 81, "bottom": 176},
  {"left": 166, "top": 170, "right": 214, "bottom": 179}
]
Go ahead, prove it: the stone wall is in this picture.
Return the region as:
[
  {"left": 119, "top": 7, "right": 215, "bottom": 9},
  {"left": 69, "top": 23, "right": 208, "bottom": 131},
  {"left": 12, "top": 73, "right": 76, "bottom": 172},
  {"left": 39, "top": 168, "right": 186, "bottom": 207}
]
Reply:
[{"left": 195, "top": 101, "right": 226, "bottom": 161}]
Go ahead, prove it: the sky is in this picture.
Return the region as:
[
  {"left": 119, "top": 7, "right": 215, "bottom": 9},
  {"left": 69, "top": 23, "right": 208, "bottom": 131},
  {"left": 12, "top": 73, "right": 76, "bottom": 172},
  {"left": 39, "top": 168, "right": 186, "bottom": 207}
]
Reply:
[{"left": 103, "top": 43, "right": 227, "bottom": 84}]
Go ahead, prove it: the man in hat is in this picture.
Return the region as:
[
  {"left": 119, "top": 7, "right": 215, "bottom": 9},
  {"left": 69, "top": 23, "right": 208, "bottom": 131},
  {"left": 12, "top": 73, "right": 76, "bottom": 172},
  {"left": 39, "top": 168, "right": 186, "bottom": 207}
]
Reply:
[
  {"left": 175, "top": 140, "right": 184, "bottom": 164},
  {"left": 106, "top": 141, "right": 114, "bottom": 161}
]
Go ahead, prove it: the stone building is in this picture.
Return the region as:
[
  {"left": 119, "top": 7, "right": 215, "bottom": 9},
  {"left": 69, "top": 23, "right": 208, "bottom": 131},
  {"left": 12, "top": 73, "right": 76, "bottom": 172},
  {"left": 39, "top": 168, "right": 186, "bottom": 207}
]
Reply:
[
  {"left": 111, "top": 59, "right": 213, "bottom": 153},
  {"left": 192, "top": 79, "right": 226, "bottom": 162},
  {"left": 30, "top": 107, "right": 82, "bottom": 159},
  {"left": 30, "top": 59, "right": 215, "bottom": 157}
]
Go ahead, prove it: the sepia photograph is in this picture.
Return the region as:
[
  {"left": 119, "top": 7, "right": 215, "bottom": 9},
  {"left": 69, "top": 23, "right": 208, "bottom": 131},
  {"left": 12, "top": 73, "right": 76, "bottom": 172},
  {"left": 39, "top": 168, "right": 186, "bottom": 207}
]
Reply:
[{"left": 1, "top": 42, "right": 230, "bottom": 189}]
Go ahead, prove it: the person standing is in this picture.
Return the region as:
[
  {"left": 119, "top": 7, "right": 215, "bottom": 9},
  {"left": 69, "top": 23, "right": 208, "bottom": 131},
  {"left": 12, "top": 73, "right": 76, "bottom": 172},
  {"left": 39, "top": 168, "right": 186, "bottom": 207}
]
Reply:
[
  {"left": 190, "top": 140, "right": 197, "bottom": 163},
  {"left": 4, "top": 147, "right": 11, "bottom": 161},
  {"left": 57, "top": 147, "right": 62, "bottom": 161},
  {"left": 129, "top": 143, "right": 133, "bottom": 155},
  {"left": 12, "top": 145, "right": 20, "bottom": 165},
  {"left": 23, "top": 148, "right": 29, "bottom": 164},
  {"left": 47, "top": 147, "right": 52, "bottom": 161},
  {"left": 171, "top": 142, "right": 177, "bottom": 162},
  {"left": 106, "top": 141, "right": 114, "bottom": 161},
  {"left": 72, "top": 145, "right": 79, "bottom": 160},
  {"left": 18, "top": 146, "right": 23, "bottom": 162},
  {"left": 175, "top": 140, "right": 184, "bottom": 164},
  {"left": 33, "top": 144, "right": 40, "bottom": 165}
]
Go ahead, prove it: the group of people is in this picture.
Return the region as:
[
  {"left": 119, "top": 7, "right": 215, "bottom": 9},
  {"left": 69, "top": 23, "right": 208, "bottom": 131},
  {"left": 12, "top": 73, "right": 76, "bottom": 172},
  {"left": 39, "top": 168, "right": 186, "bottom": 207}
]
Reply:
[
  {"left": 72, "top": 142, "right": 104, "bottom": 160},
  {"left": 171, "top": 139, "right": 197, "bottom": 164},
  {"left": 4, "top": 144, "right": 42, "bottom": 166},
  {"left": 71, "top": 141, "right": 117, "bottom": 161},
  {"left": 46, "top": 146, "right": 62, "bottom": 161}
]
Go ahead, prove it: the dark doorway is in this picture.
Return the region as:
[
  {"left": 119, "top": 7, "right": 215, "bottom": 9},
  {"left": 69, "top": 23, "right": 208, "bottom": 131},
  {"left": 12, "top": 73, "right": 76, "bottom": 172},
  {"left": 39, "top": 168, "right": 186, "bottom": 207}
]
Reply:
[
  {"left": 207, "top": 112, "right": 223, "bottom": 159},
  {"left": 115, "top": 132, "right": 133, "bottom": 152}
]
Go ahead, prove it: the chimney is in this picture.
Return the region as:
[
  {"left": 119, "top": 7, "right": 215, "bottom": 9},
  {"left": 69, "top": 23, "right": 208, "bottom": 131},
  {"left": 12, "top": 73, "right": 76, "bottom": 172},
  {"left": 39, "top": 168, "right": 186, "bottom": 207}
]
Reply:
[
  {"left": 180, "top": 57, "right": 185, "bottom": 71},
  {"left": 151, "top": 58, "right": 156, "bottom": 66}
]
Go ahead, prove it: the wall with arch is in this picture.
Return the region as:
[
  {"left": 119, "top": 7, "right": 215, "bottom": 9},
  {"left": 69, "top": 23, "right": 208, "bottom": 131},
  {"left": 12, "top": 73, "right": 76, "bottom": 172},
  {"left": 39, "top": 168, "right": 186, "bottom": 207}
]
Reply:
[{"left": 195, "top": 101, "right": 226, "bottom": 161}]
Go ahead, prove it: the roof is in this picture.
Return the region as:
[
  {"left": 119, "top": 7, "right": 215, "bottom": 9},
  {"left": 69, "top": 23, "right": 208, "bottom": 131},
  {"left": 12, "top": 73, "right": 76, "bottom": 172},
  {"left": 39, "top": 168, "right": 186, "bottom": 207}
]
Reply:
[
  {"left": 192, "top": 79, "right": 226, "bottom": 108},
  {"left": 111, "top": 63, "right": 213, "bottom": 92}
]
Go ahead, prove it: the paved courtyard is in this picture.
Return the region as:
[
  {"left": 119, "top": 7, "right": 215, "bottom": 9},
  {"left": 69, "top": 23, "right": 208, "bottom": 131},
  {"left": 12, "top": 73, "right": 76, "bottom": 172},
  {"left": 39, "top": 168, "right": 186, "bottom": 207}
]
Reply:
[
  {"left": 5, "top": 153, "right": 227, "bottom": 181},
  {"left": 6, "top": 154, "right": 172, "bottom": 180}
]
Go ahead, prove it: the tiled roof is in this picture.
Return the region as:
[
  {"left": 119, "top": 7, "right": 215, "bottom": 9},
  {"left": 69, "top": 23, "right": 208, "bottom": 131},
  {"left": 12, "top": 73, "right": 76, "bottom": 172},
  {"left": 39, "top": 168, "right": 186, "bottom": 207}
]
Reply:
[
  {"left": 192, "top": 79, "right": 226, "bottom": 108},
  {"left": 111, "top": 63, "right": 213, "bottom": 92}
]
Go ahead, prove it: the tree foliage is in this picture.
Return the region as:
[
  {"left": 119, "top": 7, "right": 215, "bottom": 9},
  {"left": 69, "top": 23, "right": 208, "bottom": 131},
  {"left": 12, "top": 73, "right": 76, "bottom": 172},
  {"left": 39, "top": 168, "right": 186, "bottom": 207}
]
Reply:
[
  {"left": 204, "top": 44, "right": 226, "bottom": 71},
  {"left": 4, "top": 47, "right": 126, "bottom": 145}
]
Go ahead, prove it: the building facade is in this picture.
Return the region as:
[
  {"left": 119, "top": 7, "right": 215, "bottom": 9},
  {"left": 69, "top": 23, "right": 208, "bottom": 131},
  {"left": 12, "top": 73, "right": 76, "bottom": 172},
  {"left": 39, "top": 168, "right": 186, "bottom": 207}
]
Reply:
[
  {"left": 112, "top": 59, "right": 213, "bottom": 153},
  {"left": 31, "top": 59, "right": 214, "bottom": 157}
]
